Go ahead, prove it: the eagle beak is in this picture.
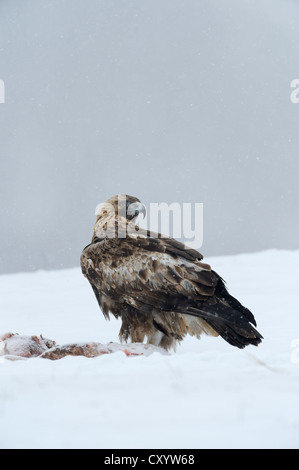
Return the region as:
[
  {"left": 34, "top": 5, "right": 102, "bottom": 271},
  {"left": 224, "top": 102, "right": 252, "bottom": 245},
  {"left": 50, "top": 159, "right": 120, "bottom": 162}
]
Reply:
[
  {"left": 127, "top": 202, "right": 147, "bottom": 220},
  {"left": 136, "top": 203, "right": 146, "bottom": 219}
]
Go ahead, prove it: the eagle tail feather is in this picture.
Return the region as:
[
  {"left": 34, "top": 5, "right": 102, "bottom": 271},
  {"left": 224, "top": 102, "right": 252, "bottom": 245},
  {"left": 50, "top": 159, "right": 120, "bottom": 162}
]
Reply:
[
  {"left": 213, "top": 273, "right": 257, "bottom": 326},
  {"left": 185, "top": 302, "right": 263, "bottom": 349}
]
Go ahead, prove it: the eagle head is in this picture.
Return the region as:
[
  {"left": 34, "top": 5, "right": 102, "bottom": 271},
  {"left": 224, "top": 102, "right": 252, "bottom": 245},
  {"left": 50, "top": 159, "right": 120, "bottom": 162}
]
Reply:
[
  {"left": 93, "top": 195, "right": 146, "bottom": 239},
  {"left": 104, "top": 194, "right": 146, "bottom": 221}
]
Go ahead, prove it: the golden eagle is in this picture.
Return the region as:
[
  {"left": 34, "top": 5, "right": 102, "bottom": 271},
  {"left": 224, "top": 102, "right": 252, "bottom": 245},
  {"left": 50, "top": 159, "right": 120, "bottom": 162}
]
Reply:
[{"left": 81, "top": 195, "right": 263, "bottom": 350}]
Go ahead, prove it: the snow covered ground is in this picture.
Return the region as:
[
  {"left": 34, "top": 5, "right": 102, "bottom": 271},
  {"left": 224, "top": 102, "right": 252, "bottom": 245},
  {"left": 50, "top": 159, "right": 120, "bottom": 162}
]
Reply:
[{"left": 0, "top": 249, "right": 299, "bottom": 449}]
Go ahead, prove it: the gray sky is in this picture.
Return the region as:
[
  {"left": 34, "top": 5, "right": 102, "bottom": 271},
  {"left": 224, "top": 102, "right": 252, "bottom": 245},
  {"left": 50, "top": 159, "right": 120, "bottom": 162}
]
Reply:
[{"left": 0, "top": 0, "right": 298, "bottom": 274}]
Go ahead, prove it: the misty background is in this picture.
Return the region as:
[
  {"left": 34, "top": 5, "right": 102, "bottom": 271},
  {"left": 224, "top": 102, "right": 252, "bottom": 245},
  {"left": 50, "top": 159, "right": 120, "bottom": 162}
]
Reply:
[{"left": 0, "top": 0, "right": 298, "bottom": 274}]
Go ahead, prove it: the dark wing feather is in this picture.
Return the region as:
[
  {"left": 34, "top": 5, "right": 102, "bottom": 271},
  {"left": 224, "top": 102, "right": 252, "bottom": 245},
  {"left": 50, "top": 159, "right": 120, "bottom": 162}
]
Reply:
[{"left": 185, "top": 303, "right": 262, "bottom": 348}]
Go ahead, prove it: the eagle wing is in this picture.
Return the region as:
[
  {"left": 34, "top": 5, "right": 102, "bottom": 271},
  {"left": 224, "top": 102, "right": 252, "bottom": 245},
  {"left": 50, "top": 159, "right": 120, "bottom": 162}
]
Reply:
[{"left": 81, "top": 234, "right": 263, "bottom": 348}]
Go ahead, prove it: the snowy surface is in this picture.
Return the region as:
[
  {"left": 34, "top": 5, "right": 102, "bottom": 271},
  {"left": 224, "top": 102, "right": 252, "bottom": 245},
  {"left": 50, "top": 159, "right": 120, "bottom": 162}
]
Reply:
[{"left": 0, "top": 250, "right": 299, "bottom": 449}]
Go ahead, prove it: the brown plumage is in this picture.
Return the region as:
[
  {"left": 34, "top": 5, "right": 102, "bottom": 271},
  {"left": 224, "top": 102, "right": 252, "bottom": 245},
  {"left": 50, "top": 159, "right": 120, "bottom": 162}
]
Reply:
[{"left": 80, "top": 195, "right": 263, "bottom": 350}]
